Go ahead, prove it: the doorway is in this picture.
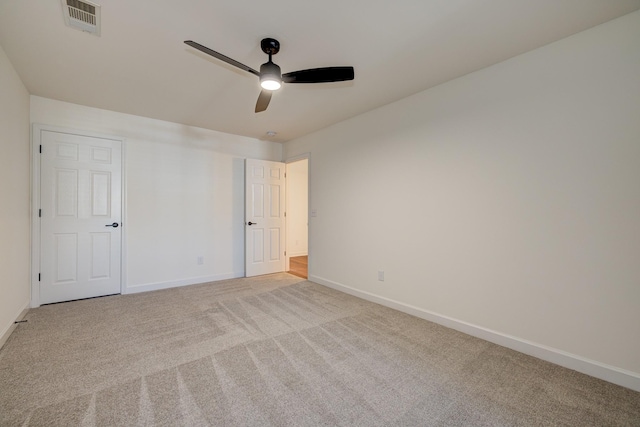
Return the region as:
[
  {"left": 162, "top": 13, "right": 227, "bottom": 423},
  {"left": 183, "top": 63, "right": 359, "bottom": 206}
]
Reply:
[{"left": 285, "top": 157, "right": 309, "bottom": 279}]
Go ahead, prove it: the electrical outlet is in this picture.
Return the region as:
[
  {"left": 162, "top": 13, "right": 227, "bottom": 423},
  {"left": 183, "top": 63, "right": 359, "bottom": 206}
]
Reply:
[
  {"left": 378, "top": 270, "right": 384, "bottom": 281},
  {"left": 197, "top": 256, "right": 204, "bottom": 265}
]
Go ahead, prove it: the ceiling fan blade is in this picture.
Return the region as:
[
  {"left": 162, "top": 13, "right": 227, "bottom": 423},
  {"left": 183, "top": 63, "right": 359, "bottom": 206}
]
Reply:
[
  {"left": 255, "top": 90, "right": 272, "bottom": 113},
  {"left": 282, "top": 67, "right": 354, "bottom": 84},
  {"left": 184, "top": 40, "right": 259, "bottom": 76}
]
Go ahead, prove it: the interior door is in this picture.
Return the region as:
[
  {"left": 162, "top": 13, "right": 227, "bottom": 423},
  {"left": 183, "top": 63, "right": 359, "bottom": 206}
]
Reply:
[
  {"left": 39, "top": 130, "right": 122, "bottom": 304},
  {"left": 245, "top": 159, "right": 286, "bottom": 277}
]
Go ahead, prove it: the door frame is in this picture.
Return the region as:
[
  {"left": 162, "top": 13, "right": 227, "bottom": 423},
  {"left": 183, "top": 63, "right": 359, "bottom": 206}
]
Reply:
[
  {"left": 284, "top": 152, "right": 310, "bottom": 274},
  {"left": 30, "top": 124, "right": 127, "bottom": 307}
]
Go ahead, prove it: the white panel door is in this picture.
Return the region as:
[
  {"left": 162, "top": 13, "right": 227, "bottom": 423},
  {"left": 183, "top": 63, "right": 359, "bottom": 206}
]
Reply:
[
  {"left": 39, "top": 130, "right": 122, "bottom": 304},
  {"left": 245, "top": 159, "right": 286, "bottom": 277}
]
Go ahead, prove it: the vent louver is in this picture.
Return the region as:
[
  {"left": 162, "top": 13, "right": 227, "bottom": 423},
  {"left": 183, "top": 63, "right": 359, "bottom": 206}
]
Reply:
[{"left": 62, "top": 0, "right": 101, "bottom": 36}]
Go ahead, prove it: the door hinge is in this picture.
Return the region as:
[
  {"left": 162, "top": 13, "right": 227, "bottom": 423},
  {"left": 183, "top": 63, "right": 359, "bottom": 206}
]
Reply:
[
  {"left": 284, "top": 211, "right": 286, "bottom": 217},
  {"left": 284, "top": 251, "right": 286, "bottom": 256},
  {"left": 39, "top": 209, "right": 41, "bottom": 218},
  {"left": 38, "top": 273, "right": 41, "bottom": 281},
  {"left": 39, "top": 145, "right": 42, "bottom": 153}
]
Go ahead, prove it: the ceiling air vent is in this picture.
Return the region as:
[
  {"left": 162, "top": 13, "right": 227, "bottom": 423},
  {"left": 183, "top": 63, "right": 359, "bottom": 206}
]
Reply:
[{"left": 62, "top": 0, "right": 101, "bottom": 36}]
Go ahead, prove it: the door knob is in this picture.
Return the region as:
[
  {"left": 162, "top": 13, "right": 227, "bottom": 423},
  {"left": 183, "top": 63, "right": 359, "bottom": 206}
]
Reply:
[
  {"left": 247, "top": 221, "right": 257, "bottom": 226},
  {"left": 105, "top": 222, "right": 119, "bottom": 228}
]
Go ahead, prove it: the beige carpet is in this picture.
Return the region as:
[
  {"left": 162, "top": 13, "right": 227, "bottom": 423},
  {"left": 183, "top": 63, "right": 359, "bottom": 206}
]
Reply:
[{"left": 1, "top": 273, "right": 639, "bottom": 426}]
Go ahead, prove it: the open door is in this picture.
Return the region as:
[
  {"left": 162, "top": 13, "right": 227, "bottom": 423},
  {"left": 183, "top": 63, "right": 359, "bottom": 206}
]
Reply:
[{"left": 245, "top": 159, "right": 286, "bottom": 277}]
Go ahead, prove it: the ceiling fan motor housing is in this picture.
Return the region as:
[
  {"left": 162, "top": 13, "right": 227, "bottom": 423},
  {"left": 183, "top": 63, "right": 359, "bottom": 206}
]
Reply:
[{"left": 260, "top": 61, "right": 281, "bottom": 78}]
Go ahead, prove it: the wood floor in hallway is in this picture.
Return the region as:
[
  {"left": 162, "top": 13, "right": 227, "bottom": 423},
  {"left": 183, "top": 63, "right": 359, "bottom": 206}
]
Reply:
[{"left": 288, "top": 255, "right": 307, "bottom": 279}]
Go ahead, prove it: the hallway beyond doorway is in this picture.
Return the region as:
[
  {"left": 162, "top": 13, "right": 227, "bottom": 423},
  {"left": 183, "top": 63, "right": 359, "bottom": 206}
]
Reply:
[{"left": 288, "top": 256, "right": 307, "bottom": 279}]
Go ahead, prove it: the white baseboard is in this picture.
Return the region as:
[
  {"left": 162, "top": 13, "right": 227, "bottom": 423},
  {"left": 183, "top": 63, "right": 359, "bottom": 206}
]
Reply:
[
  {"left": 288, "top": 251, "right": 308, "bottom": 258},
  {"left": 0, "top": 302, "right": 30, "bottom": 351},
  {"left": 310, "top": 274, "right": 640, "bottom": 393},
  {"left": 124, "top": 272, "right": 244, "bottom": 295}
]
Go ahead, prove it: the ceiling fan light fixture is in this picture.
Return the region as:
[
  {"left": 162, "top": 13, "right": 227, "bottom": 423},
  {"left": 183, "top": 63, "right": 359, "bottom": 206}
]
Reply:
[
  {"left": 260, "top": 61, "right": 282, "bottom": 91},
  {"left": 260, "top": 78, "right": 281, "bottom": 91}
]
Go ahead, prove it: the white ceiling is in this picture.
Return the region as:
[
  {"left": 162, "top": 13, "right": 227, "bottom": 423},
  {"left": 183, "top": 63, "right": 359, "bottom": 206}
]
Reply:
[{"left": 1, "top": 1, "right": 639, "bottom": 142}]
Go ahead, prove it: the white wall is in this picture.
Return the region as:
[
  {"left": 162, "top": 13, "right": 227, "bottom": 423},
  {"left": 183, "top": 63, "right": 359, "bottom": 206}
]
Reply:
[
  {"left": 31, "top": 96, "right": 282, "bottom": 293},
  {"left": 286, "top": 159, "right": 309, "bottom": 257},
  {"left": 284, "top": 11, "right": 640, "bottom": 388},
  {"left": 0, "top": 44, "right": 30, "bottom": 347}
]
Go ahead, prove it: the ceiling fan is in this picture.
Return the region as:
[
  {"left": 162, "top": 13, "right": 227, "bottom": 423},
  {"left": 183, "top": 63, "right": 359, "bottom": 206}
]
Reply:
[{"left": 184, "top": 38, "right": 355, "bottom": 113}]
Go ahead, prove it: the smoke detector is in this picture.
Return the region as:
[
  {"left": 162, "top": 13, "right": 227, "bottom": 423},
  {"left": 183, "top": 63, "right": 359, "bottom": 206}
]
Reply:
[{"left": 61, "top": 0, "right": 101, "bottom": 36}]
